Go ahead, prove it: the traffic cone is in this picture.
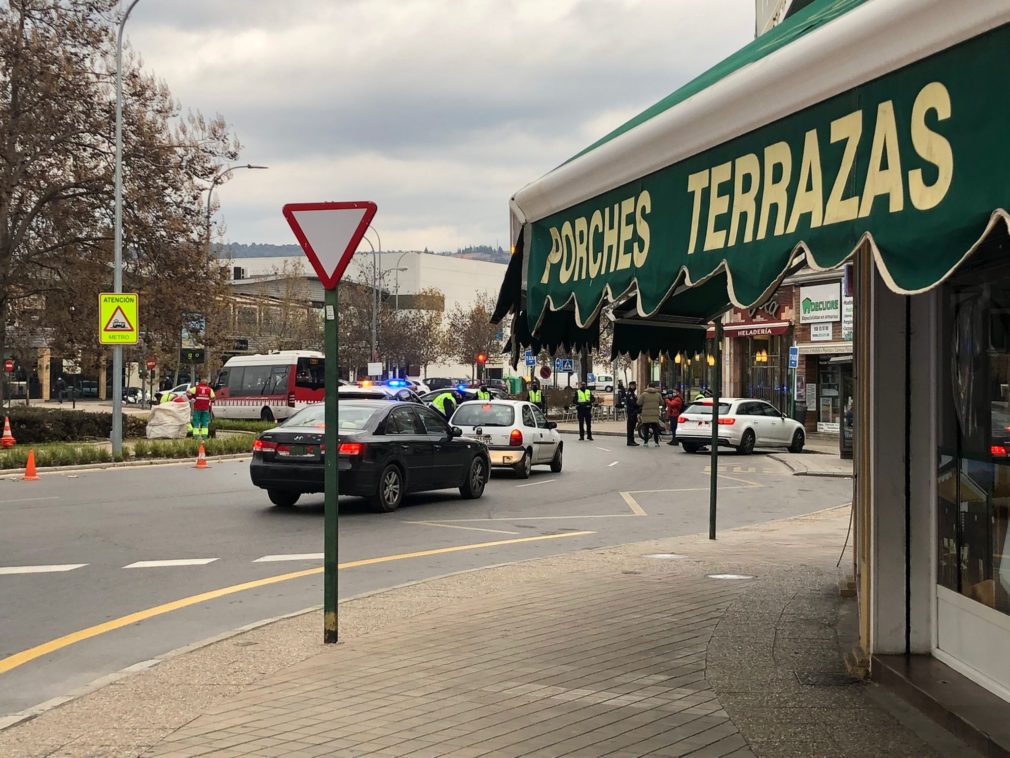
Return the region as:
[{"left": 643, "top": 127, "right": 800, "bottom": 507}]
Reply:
[
  {"left": 194, "top": 442, "right": 208, "bottom": 469},
  {"left": 1, "top": 416, "right": 14, "bottom": 448},
  {"left": 23, "top": 449, "right": 39, "bottom": 481}
]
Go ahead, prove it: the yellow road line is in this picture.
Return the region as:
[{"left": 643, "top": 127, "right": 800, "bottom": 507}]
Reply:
[
  {"left": 0, "top": 531, "right": 594, "bottom": 677},
  {"left": 620, "top": 491, "right": 647, "bottom": 516}
]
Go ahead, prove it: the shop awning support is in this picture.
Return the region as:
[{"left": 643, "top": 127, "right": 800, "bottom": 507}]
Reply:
[{"left": 709, "top": 322, "right": 722, "bottom": 540}]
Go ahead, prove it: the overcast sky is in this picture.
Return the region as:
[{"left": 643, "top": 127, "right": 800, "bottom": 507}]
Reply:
[{"left": 127, "top": 0, "right": 755, "bottom": 252}]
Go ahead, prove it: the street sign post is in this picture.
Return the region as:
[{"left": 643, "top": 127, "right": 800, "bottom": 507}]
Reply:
[
  {"left": 524, "top": 350, "right": 535, "bottom": 367},
  {"left": 3, "top": 359, "right": 12, "bottom": 373},
  {"left": 283, "top": 200, "right": 377, "bottom": 645},
  {"left": 99, "top": 293, "right": 139, "bottom": 345},
  {"left": 788, "top": 345, "right": 799, "bottom": 369}
]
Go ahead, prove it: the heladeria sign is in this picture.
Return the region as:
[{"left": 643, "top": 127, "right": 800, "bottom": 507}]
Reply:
[{"left": 799, "top": 283, "right": 840, "bottom": 324}]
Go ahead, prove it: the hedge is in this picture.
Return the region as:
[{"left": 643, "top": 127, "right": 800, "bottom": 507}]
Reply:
[
  {"left": 0, "top": 435, "right": 254, "bottom": 469},
  {"left": 210, "top": 418, "right": 276, "bottom": 434},
  {"left": 132, "top": 436, "right": 253, "bottom": 459},
  {"left": 1, "top": 407, "right": 147, "bottom": 444},
  {"left": 0, "top": 443, "right": 115, "bottom": 469}
]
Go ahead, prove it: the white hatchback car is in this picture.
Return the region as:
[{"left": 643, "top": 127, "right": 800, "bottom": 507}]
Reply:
[
  {"left": 677, "top": 397, "right": 805, "bottom": 455},
  {"left": 450, "top": 399, "right": 562, "bottom": 478}
]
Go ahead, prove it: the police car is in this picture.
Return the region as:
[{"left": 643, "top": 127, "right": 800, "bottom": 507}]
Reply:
[{"left": 449, "top": 399, "right": 562, "bottom": 478}]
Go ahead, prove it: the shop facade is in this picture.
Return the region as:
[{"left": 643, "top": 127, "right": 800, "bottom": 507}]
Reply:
[{"left": 494, "top": 0, "right": 1010, "bottom": 726}]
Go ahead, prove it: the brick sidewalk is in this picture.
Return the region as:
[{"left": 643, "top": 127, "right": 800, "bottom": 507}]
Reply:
[{"left": 0, "top": 506, "right": 964, "bottom": 757}]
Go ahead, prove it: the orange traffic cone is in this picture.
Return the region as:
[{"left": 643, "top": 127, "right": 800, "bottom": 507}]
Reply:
[
  {"left": 1, "top": 416, "right": 14, "bottom": 449},
  {"left": 23, "top": 448, "right": 39, "bottom": 481},
  {"left": 194, "top": 442, "right": 208, "bottom": 469}
]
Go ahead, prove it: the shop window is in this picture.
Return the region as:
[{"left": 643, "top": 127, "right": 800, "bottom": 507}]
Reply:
[{"left": 938, "top": 281, "right": 1010, "bottom": 613}]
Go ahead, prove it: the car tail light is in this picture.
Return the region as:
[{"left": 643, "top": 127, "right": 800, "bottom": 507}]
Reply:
[
  {"left": 253, "top": 438, "right": 278, "bottom": 452},
  {"left": 718, "top": 418, "right": 736, "bottom": 426},
  {"left": 678, "top": 415, "right": 688, "bottom": 423},
  {"left": 993, "top": 445, "right": 1008, "bottom": 457},
  {"left": 287, "top": 392, "right": 296, "bottom": 408},
  {"left": 339, "top": 442, "right": 365, "bottom": 456},
  {"left": 509, "top": 429, "right": 523, "bottom": 446}
]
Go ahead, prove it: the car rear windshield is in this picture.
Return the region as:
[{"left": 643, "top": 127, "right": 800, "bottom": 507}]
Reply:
[
  {"left": 684, "top": 403, "right": 732, "bottom": 416},
  {"left": 452, "top": 403, "right": 515, "bottom": 427},
  {"left": 281, "top": 403, "right": 376, "bottom": 430}
]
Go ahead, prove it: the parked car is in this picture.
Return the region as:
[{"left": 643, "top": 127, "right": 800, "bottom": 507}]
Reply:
[
  {"left": 449, "top": 399, "right": 562, "bottom": 478},
  {"left": 76, "top": 379, "right": 99, "bottom": 398},
  {"left": 250, "top": 400, "right": 491, "bottom": 511},
  {"left": 468, "top": 378, "right": 509, "bottom": 395},
  {"left": 425, "top": 377, "right": 469, "bottom": 391},
  {"left": 677, "top": 398, "right": 805, "bottom": 454},
  {"left": 154, "top": 382, "right": 192, "bottom": 404}
]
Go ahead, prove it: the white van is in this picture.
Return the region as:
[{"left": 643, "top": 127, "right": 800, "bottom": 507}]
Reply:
[
  {"left": 588, "top": 373, "right": 615, "bottom": 392},
  {"left": 214, "top": 351, "right": 325, "bottom": 421}
]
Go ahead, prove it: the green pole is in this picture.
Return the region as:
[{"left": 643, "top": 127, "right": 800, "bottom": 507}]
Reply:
[
  {"left": 709, "top": 322, "right": 722, "bottom": 540},
  {"left": 323, "top": 286, "right": 339, "bottom": 643}
]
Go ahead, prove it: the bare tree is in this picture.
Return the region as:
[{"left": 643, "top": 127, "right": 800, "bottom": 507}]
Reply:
[{"left": 445, "top": 291, "right": 501, "bottom": 379}]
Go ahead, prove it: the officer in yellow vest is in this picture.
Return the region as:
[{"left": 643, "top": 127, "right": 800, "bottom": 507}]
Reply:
[
  {"left": 575, "top": 380, "right": 594, "bottom": 441},
  {"left": 431, "top": 390, "right": 457, "bottom": 420},
  {"left": 527, "top": 379, "right": 544, "bottom": 412},
  {"left": 475, "top": 382, "right": 492, "bottom": 400}
]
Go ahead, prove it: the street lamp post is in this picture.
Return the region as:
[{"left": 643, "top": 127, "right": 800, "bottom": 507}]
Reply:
[
  {"left": 205, "top": 164, "right": 269, "bottom": 254},
  {"left": 111, "top": 0, "right": 142, "bottom": 459},
  {"left": 393, "top": 251, "right": 415, "bottom": 310}
]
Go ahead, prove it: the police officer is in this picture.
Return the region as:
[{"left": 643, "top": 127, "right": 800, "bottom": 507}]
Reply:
[
  {"left": 625, "top": 381, "right": 640, "bottom": 446},
  {"left": 476, "top": 382, "right": 492, "bottom": 400},
  {"left": 527, "top": 379, "right": 544, "bottom": 412},
  {"left": 431, "top": 390, "right": 457, "bottom": 420},
  {"left": 575, "top": 381, "right": 594, "bottom": 441}
]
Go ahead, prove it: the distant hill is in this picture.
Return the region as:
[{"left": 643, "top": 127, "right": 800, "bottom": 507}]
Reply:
[{"left": 222, "top": 242, "right": 509, "bottom": 264}]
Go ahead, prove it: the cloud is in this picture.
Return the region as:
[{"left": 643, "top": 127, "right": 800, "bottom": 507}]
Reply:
[{"left": 126, "top": 0, "right": 754, "bottom": 249}]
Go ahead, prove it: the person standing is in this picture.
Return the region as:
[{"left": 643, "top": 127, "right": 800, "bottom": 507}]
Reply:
[
  {"left": 638, "top": 382, "right": 664, "bottom": 447},
  {"left": 475, "top": 382, "right": 492, "bottom": 400},
  {"left": 665, "top": 389, "right": 684, "bottom": 446},
  {"left": 187, "top": 376, "right": 215, "bottom": 439},
  {"left": 527, "top": 379, "right": 545, "bottom": 412},
  {"left": 575, "top": 380, "right": 594, "bottom": 440},
  {"left": 625, "top": 381, "right": 640, "bottom": 446},
  {"left": 55, "top": 376, "right": 66, "bottom": 404}
]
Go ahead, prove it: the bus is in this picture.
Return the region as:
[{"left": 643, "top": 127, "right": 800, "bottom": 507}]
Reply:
[{"left": 213, "top": 351, "right": 325, "bottom": 421}]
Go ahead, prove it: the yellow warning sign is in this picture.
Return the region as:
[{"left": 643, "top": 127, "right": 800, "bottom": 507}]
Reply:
[{"left": 99, "top": 293, "right": 139, "bottom": 345}]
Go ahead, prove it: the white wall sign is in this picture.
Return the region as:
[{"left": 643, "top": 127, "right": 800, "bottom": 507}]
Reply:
[
  {"left": 810, "top": 322, "right": 833, "bottom": 341},
  {"left": 841, "top": 296, "right": 854, "bottom": 341},
  {"left": 800, "top": 283, "right": 841, "bottom": 323},
  {"left": 367, "top": 361, "right": 382, "bottom": 376}
]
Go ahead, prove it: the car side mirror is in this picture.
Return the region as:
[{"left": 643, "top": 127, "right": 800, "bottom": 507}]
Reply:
[
  {"left": 450, "top": 426, "right": 462, "bottom": 438},
  {"left": 546, "top": 421, "right": 557, "bottom": 429}
]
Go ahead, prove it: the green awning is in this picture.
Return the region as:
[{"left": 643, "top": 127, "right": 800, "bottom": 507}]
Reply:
[{"left": 503, "top": 0, "right": 1010, "bottom": 339}]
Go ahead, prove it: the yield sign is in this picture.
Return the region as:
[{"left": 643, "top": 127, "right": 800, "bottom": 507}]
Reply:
[{"left": 282, "top": 201, "right": 377, "bottom": 289}]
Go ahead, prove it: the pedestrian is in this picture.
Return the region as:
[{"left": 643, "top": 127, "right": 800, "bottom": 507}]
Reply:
[
  {"left": 527, "top": 379, "right": 545, "bottom": 412},
  {"left": 665, "top": 389, "right": 684, "bottom": 446},
  {"left": 625, "top": 381, "right": 640, "bottom": 446},
  {"left": 186, "top": 375, "right": 215, "bottom": 439},
  {"left": 616, "top": 380, "right": 626, "bottom": 410},
  {"left": 574, "top": 380, "right": 594, "bottom": 440},
  {"left": 638, "top": 382, "right": 664, "bottom": 447},
  {"left": 55, "top": 375, "right": 66, "bottom": 404}
]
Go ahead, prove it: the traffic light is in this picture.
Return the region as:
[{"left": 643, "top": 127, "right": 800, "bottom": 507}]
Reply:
[{"left": 476, "top": 352, "right": 487, "bottom": 365}]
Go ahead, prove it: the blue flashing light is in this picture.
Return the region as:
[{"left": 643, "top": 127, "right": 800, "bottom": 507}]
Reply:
[
  {"left": 456, "top": 384, "right": 469, "bottom": 393},
  {"left": 386, "top": 379, "right": 407, "bottom": 388}
]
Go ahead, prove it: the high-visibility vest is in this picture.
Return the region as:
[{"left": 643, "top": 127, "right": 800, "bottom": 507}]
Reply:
[
  {"left": 528, "top": 389, "right": 542, "bottom": 403},
  {"left": 577, "top": 389, "right": 591, "bottom": 403},
  {"left": 432, "top": 392, "right": 455, "bottom": 415},
  {"left": 189, "top": 383, "right": 215, "bottom": 411},
  {"left": 476, "top": 390, "right": 491, "bottom": 400}
]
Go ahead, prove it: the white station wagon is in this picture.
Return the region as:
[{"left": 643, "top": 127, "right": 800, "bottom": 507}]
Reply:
[
  {"left": 450, "top": 399, "right": 563, "bottom": 478},
  {"left": 677, "top": 397, "right": 806, "bottom": 455}
]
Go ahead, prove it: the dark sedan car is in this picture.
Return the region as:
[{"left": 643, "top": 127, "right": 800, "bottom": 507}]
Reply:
[{"left": 250, "top": 400, "right": 490, "bottom": 512}]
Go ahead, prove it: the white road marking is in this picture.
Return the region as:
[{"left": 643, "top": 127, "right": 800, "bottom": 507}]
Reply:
[
  {"left": 0, "top": 564, "right": 87, "bottom": 575},
  {"left": 123, "top": 559, "right": 218, "bottom": 569},
  {"left": 253, "top": 553, "right": 324, "bottom": 563},
  {"left": 3, "top": 496, "right": 59, "bottom": 504},
  {"left": 405, "top": 521, "right": 520, "bottom": 535},
  {"left": 595, "top": 447, "right": 611, "bottom": 452},
  {"left": 608, "top": 461, "right": 619, "bottom": 467},
  {"left": 515, "top": 480, "right": 557, "bottom": 488}
]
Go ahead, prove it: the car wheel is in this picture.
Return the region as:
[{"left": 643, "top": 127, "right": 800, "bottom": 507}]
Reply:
[
  {"left": 514, "top": 450, "right": 532, "bottom": 479},
  {"left": 737, "top": 429, "right": 756, "bottom": 455},
  {"left": 550, "top": 443, "right": 563, "bottom": 473},
  {"left": 370, "top": 464, "right": 404, "bottom": 512},
  {"left": 681, "top": 442, "right": 701, "bottom": 454},
  {"left": 260, "top": 407, "right": 274, "bottom": 422},
  {"left": 267, "top": 489, "right": 299, "bottom": 508},
  {"left": 788, "top": 429, "right": 805, "bottom": 453},
  {"left": 459, "top": 456, "right": 488, "bottom": 499}
]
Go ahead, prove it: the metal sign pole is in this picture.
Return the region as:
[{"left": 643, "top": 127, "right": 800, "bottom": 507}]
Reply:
[
  {"left": 323, "top": 286, "right": 340, "bottom": 643},
  {"left": 709, "top": 322, "right": 722, "bottom": 540}
]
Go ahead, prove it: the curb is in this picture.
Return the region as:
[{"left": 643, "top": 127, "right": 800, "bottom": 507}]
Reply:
[
  {"left": 767, "top": 452, "right": 853, "bottom": 479},
  {"left": 0, "top": 453, "right": 252, "bottom": 479}
]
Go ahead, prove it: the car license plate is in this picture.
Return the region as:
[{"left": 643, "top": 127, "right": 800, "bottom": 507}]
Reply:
[
  {"left": 477, "top": 435, "right": 492, "bottom": 444},
  {"left": 282, "top": 444, "right": 317, "bottom": 458}
]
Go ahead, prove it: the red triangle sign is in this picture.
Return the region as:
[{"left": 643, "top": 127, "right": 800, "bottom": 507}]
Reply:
[{"left": 282, "top": 201, "right": 378, "bottom": 289}]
